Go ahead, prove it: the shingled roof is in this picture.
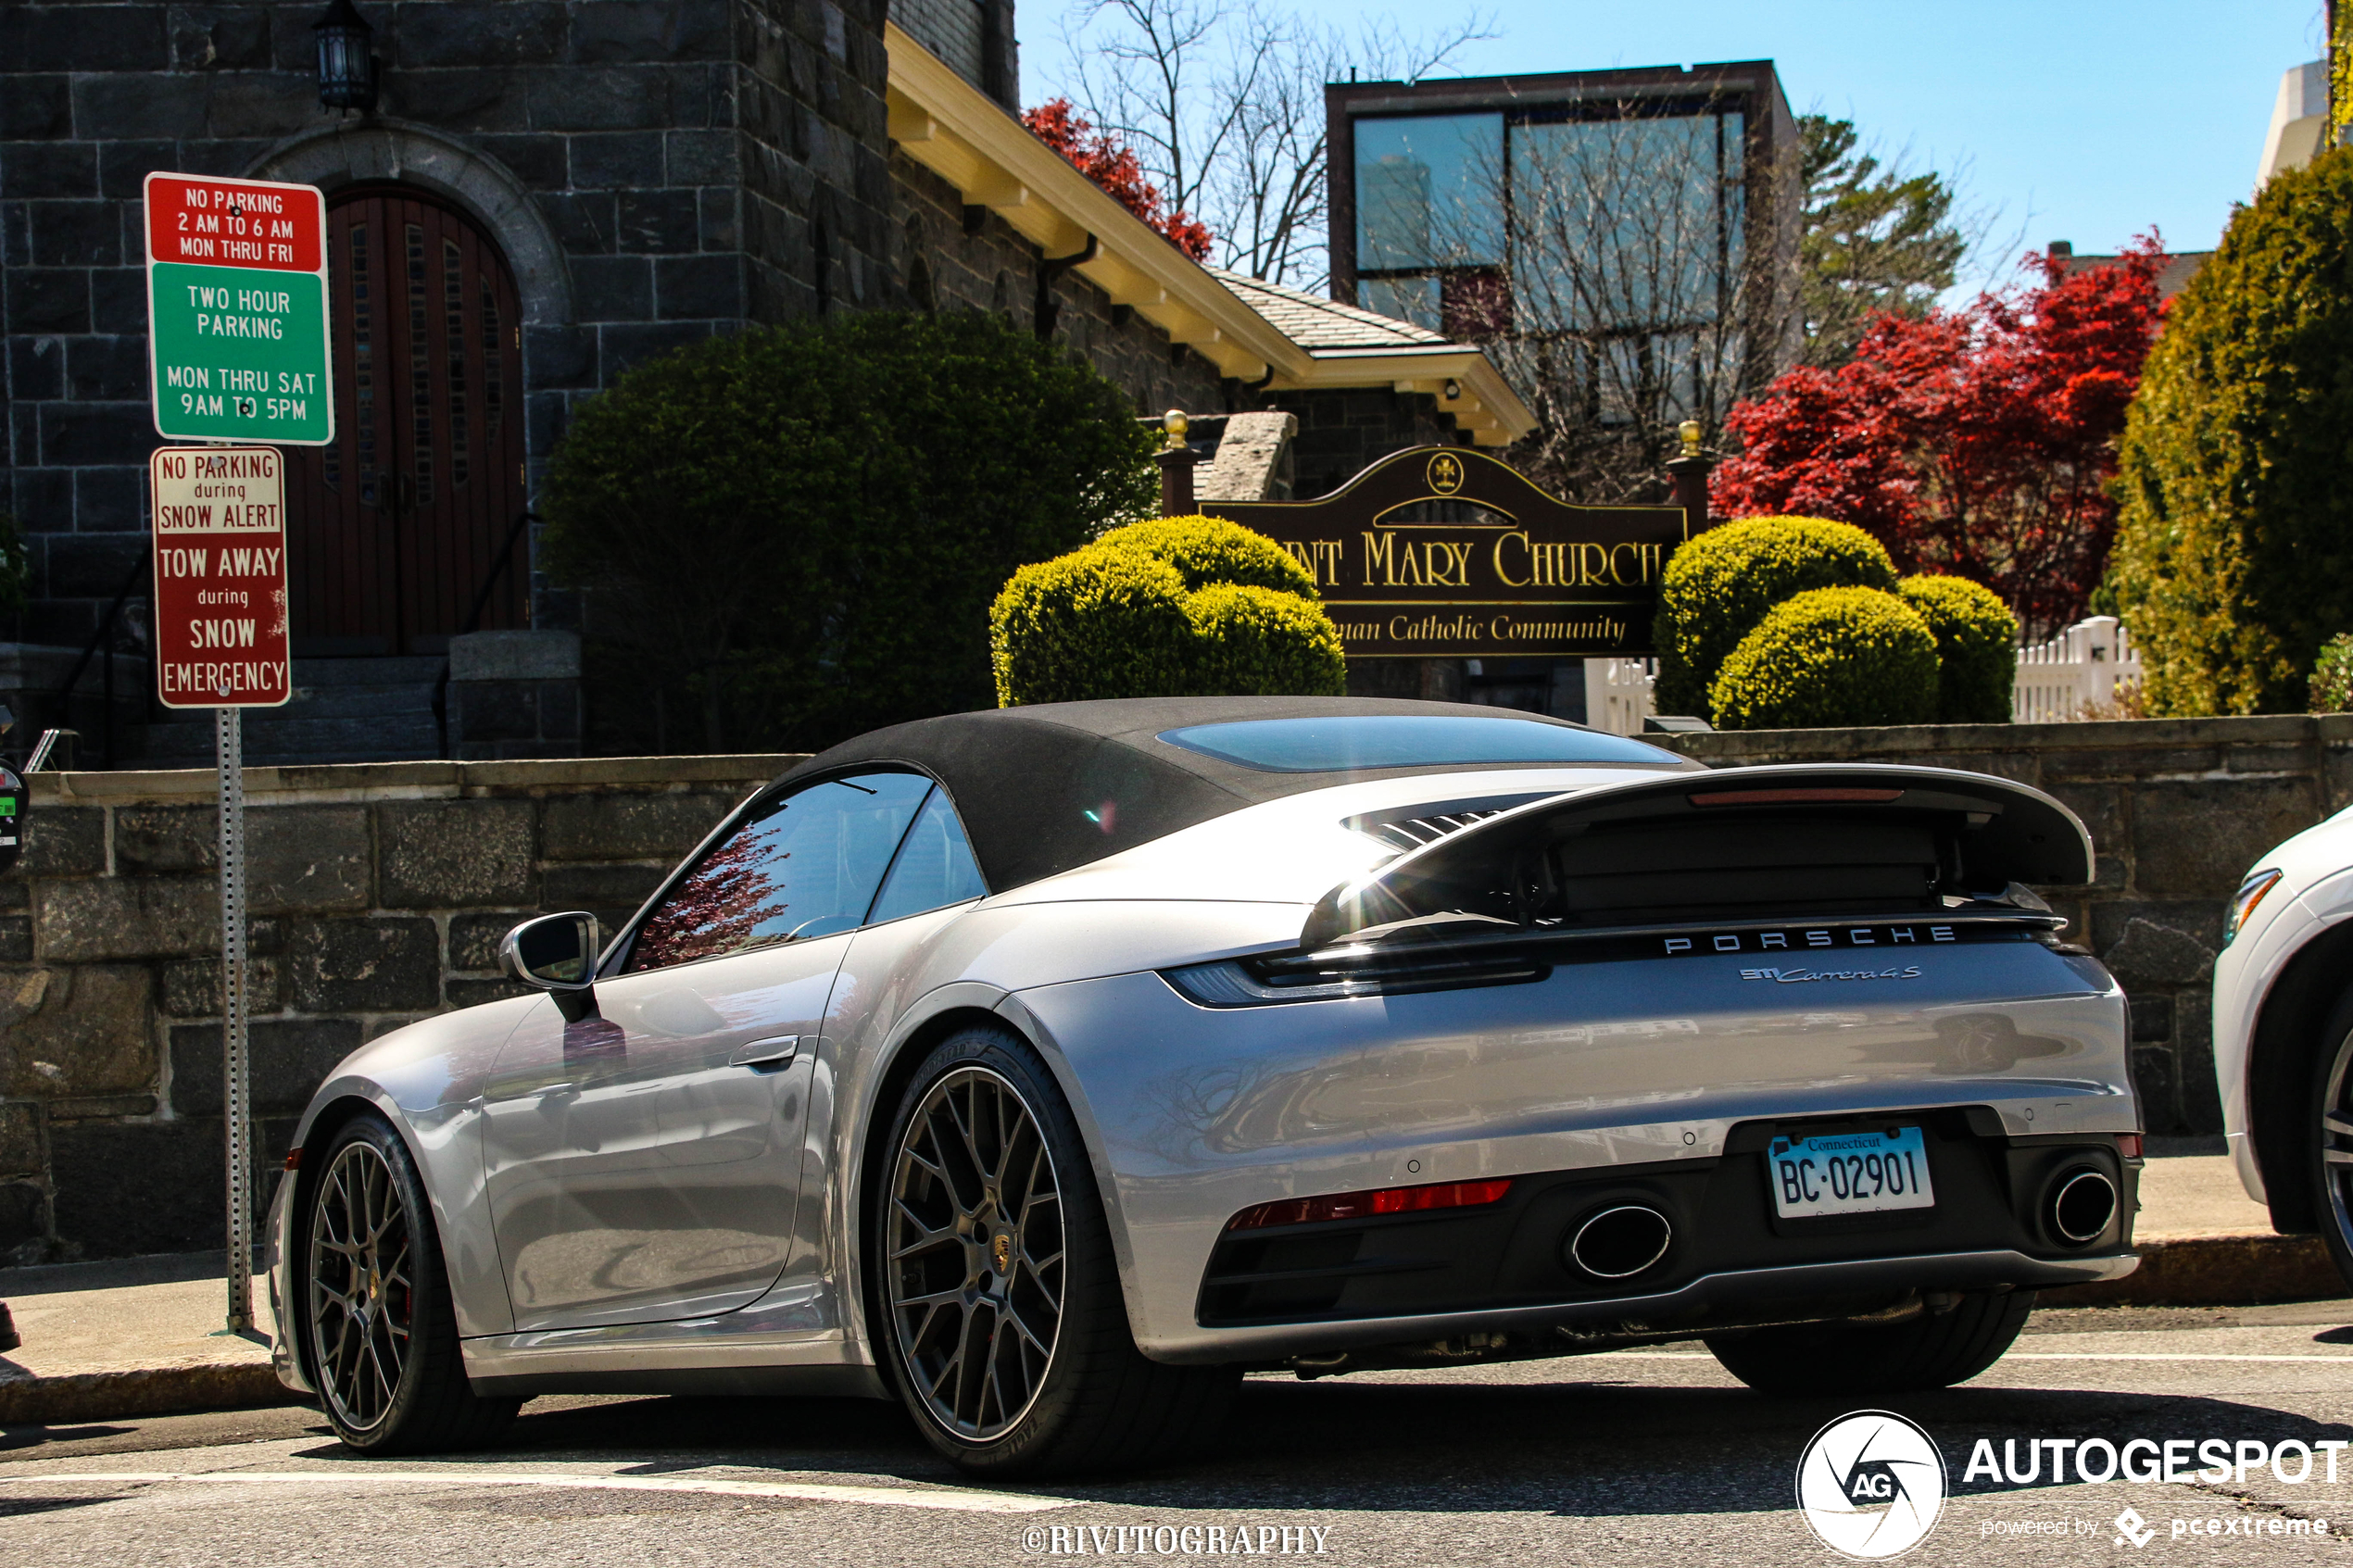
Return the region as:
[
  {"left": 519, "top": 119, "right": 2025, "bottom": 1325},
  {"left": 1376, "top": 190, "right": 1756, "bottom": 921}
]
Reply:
[{"left": 1211, "top": 268, "right": 1452, "bottom": 351}]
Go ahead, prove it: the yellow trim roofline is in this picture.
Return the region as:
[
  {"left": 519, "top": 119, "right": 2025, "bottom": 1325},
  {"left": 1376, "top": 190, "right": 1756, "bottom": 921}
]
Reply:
[{"left": 883, "top": 23, "right": 1536, "bottom": 447}]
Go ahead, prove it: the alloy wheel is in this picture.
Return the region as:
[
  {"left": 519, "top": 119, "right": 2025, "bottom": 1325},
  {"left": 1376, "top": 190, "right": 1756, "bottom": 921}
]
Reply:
[
  {"left": 308, "top": 1138, "right": 415, "bottom": 1434},
  {"left": 2327, "top": 1035, "right": 2353, "bottom": 1251},
  {"left": 886, "top": 1066, "right": 1066, "bottom": 1441}
]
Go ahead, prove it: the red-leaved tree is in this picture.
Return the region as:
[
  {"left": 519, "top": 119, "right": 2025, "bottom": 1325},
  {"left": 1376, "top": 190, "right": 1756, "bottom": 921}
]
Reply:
[
  {"left": 1711, "top": 236, "right": 2166, "bottom": 638},
  {"left": 1023, "top": 97, "right": 1213, "bottom": 260}
]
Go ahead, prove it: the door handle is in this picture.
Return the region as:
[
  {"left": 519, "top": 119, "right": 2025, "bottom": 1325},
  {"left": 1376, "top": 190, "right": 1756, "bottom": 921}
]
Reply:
[{"left": 729, "top": 1035, "right": 799, "bottom": 1070}]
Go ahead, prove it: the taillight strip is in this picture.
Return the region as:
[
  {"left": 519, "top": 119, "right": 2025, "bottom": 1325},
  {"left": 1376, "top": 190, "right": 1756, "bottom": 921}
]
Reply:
[{"left": 1227, "top": 1177, "right": 1514, "bottom": 1231}]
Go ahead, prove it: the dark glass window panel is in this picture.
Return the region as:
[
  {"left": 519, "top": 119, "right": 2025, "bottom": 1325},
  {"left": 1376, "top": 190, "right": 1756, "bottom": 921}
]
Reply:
[{"left": 1354, "top": 113, "right": 1503, "bottom": 270}]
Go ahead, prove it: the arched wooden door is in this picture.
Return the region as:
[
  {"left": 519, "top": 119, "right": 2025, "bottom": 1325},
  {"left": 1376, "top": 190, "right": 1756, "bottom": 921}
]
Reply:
[{"left": 290, "top": 185, "right": 528, "bottom": 654}]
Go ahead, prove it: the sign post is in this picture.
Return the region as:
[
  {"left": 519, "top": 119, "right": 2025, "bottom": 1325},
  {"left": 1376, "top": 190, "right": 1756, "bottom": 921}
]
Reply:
[
  {"left": 151, "top": 446, "right": 293, "bottom": 1334},
  {"left": 145, "top": 167, "right": 327, "bottom": 1334}
]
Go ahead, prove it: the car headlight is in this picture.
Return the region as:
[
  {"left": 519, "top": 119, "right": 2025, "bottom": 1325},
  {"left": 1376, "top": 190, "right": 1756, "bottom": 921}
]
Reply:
[{"left": 2223, "top": 868, "right": 2284, "bottom": 946}]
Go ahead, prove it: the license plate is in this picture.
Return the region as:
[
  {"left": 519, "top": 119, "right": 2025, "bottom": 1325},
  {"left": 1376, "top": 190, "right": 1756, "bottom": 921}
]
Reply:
[{"left": 1768, "top": 1127, "right": 1935, "bottom": 1219}]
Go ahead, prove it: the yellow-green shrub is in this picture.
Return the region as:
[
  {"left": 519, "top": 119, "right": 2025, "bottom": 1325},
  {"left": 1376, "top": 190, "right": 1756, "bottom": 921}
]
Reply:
[
  {"left": 1709, "top": 586, "right": 1939, "bottom": 730},
  {"left": 1898, "top": 573, "right": 2018, "bottom": 722},
  {"left": 1654, "top": 516, "right": 1900, "bottom": 717},
  {"left": 991, "top": 516, "right": 1343, "bottom": 705},
  {"left": 1094, "top": 515, "right": 1316, "bottom": 595}
]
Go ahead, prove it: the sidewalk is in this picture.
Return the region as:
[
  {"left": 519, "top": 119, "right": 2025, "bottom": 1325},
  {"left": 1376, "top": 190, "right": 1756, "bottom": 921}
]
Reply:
[
  {"left": 0, "top": 1151, "right": 2344, "bottom": 1428},
  {"left": 0, "top": 1251, "right": 282, "bottom": 1425}
]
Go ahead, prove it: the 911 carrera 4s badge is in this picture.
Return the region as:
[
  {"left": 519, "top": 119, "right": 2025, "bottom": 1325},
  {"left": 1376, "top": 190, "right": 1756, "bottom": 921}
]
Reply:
[{"left": 1740, "top": 965, "right": 1925, "bottom": 984}]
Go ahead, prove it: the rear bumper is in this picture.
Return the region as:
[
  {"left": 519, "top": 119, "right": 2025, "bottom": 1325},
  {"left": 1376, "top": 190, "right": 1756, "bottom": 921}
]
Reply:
[
  {"left": 1148, "top": 1246, "right": 2135, "bottom": 1364},
  {"left": 1161, "top": 1116, "right": 2135, "bottom": 1362}
]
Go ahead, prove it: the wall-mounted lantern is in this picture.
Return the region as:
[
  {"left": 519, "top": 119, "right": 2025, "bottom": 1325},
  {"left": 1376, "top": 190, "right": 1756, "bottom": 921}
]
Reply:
[{"left": 314, "top": 0, "right": 378, "bottom": 114}]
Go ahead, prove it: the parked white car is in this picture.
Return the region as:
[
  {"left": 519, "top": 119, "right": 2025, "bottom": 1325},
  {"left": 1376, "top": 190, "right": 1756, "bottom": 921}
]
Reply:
[{"left": 2211, "top": 808, "right": 2353, "bottom": 1286}]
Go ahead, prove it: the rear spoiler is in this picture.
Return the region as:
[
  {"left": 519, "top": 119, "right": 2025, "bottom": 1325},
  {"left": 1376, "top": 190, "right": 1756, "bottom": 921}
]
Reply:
[{"left": 1300, "top": 762, "right": 2095, "bottom": 949}]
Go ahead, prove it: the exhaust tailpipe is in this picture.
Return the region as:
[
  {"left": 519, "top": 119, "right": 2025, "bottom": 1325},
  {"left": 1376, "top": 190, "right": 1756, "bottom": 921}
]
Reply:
[
  {"left": 2046, "top": 1167, "right": 2118, "bottom": 1246},
  {"left": 1566, "top": 1204, "right": 1673, "bottom": 1280}
]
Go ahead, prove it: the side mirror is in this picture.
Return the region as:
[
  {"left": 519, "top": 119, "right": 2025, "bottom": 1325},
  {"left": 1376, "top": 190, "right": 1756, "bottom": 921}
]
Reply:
[{"left": 500, "top": 911, "right": 602, "bottom": 1019}]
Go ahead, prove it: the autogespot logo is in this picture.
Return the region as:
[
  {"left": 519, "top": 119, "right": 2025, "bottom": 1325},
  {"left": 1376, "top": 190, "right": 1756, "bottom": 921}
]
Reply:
[{"left": 1796, "top": 1411, "right": 1948, "bottom": 1560}]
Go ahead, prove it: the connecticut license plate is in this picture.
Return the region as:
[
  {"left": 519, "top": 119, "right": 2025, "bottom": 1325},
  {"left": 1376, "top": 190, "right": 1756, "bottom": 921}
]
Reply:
[{"left": 1768, "top": 1126, "right": 1936, "bottom": 1219}]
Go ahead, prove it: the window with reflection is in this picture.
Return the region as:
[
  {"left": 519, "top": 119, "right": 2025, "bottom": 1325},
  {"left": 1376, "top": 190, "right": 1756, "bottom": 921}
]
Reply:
[
  {"left": 868, "top": 787, "right": 988, "bottom": 924},
  {"left": 625, "top": 771, "right": 933, "bottom": 972}
]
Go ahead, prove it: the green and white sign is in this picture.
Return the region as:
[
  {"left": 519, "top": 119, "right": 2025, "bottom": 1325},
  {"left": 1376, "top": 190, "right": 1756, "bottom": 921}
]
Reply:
[{"left": 145, "top": 172, "right": 333, "bottom": 446}]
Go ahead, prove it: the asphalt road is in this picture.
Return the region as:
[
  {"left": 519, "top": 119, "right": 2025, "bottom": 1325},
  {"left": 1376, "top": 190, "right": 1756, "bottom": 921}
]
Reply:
[{"left": 6, "top": 1302, "right": 2353, "bottom": 1567}]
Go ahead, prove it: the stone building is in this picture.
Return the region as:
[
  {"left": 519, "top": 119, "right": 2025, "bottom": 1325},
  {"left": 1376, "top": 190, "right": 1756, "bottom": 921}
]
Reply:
[{"left": 0, "top": 0, "right": 1532, "bottom": 766}]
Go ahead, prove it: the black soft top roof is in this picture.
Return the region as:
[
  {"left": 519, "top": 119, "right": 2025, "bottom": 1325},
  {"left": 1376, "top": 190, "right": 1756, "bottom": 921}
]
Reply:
[{"left": 779, "top": 696, "right": 1697, "bottom": 893}]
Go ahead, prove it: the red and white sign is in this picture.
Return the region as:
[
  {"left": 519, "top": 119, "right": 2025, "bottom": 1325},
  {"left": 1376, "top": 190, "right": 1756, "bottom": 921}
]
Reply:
[
  {"left": 150, "top": 447, "right": 293, "bottom": 709},
  {"left": 144, "top": 172, "right": 325, "bottom": 271}
]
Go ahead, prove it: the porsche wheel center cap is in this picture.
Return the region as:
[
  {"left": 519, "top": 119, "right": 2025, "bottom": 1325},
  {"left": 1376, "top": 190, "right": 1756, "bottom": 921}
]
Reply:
[{"left": 990, "top": 1233, "right": 1013, "bottom": 1273}]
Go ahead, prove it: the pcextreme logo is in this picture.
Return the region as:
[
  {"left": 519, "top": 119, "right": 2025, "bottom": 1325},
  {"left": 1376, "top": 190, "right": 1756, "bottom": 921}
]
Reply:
[{"left": 1796, "top": 1411, "right": 1948, "bottom": 1560}]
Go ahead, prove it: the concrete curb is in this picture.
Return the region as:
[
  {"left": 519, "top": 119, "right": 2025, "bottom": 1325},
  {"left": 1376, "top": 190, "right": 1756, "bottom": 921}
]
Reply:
[
  {"left": 2042, "top": 1233, "right": 2345, "bottom": 1308},
  {"left": 0, "top": 1362, "right": 292, "bottom": 1426}
]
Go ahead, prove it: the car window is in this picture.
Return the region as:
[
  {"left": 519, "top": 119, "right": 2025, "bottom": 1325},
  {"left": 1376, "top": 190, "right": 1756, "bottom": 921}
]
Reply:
[
  {"left": 867, "top": 786, "right": 988, "bottom": 925},
  {"left": 625, "top": 771, "right": 933, "bottom": 972},
  {"left": 1156, "top": 715, "right": 1680, "bottom": 771}
]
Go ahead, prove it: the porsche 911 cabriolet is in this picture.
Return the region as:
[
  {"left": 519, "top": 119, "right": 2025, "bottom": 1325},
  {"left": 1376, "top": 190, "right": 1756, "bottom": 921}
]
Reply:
[{"left": 266, "top": 696, "right": 2139, "bottom": 1474}]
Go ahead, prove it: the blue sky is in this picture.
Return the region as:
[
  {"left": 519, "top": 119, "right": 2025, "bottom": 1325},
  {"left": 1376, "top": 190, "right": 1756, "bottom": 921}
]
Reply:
[{"left": 1025, "top": 0, "right": 2323, "bottom": 289}]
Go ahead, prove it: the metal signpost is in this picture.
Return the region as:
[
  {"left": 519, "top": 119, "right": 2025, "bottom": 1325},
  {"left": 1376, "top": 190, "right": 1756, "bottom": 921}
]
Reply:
[{"left": 145, "top": 170, "right": 327, "bottom": 1334}]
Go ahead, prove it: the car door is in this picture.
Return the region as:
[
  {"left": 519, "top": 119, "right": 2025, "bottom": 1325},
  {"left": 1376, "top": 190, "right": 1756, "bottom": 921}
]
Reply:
[{"left": 482, "top": 771, "right": 934, "bottom": 1330}]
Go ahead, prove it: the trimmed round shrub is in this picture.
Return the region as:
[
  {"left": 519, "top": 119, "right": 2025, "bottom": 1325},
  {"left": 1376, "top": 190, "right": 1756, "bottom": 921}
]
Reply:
[
  {"left": 1094, "top": 515, "right": 1317, "bottom": 596},
  {"left": 991, "top": 520, "right": 1345, "bottom": 706},
  {"left": 2311, "top": 633, "right": 2353, "bottom": 713},
  {"left": 1183, "top": 583, "right": 1346, "bottom": 695},
  {"left": 1654, "top": 516, "right": 1901, "bottom": 717},
  {"left": 1709, "top": 586, "right": 1940, "bottom": 731},
  {"left": 990, "top": 549, "right": 1193, "bottom": 705},
  {"left": 2110, "top": 145, "right": 2353, "bottom": 714},
  {"left": 1898, "top": 573, "right": 2019, "bottom": 722}
]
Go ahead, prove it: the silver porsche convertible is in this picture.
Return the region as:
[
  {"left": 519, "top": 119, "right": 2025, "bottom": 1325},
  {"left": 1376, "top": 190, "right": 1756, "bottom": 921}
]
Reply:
[{"left": 266, "top": 696, "right": 2141, "bottom": 1474}]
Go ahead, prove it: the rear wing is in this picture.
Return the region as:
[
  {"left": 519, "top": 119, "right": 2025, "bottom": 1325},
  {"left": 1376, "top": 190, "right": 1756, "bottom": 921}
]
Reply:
[{"left": 1301, "top": 762, "right": 2095, "bottom": 949}]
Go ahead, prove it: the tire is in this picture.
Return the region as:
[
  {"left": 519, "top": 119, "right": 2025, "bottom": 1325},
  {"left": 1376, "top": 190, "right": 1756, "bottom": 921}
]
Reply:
[
  {"left": 300, "top": 1113, "right": 520, "bottom": 1454},
  {"left": 1703, "top": 1289, "right": 2035, "bottom": 1396},
  {"left": 2309, "top": 1004, "right": 2353, "bottom": 1288},
  {"left": 870, "top": 1026, "right": 1239, "bottom": 1477}
]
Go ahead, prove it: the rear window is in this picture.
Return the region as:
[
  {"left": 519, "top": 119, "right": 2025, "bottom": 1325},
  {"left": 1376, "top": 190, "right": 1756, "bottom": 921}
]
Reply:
[{"left": 1155, "top": 715, "right": 1681, "bottom": 772}]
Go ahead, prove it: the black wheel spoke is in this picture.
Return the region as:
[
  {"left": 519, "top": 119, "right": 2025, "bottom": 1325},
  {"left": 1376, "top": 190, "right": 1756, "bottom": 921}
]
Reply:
[{"left": 887, "top": 1064, "right": 1064, "bottom": 1442}]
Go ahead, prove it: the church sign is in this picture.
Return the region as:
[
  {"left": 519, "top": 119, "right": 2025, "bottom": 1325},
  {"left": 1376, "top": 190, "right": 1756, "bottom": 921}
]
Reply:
[{"left": 1198, "top": 446, "right": 1692, "bottom": 659}]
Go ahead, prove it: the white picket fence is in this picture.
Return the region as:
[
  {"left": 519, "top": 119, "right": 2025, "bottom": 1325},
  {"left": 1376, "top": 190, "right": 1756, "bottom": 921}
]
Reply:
[
  {"left": 2011, "top": 615, "right": 2142, "bottom": 722},
  {"left": 1579, "top": 615, "right": 2144, "bottom": 734}
]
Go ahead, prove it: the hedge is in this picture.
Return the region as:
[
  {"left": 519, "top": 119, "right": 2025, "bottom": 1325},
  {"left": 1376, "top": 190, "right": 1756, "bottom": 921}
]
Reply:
[
  {"left": 1898, "top": 573, "right": 2019, "bottom": 723},
  {"left": 992, "top": 515, "right": 1343, "bottom": 705},
  {"left": 2109, "top": 145, "right": 2353, "bottom": 714},
  {"left": 1709, "top": 586, "right": 1940, "bottom": 730},
  {"left": 1654, "top": 515, "right": 1901, "bottom": 718},
  {"left": 540, "top": 311, "right": 1156, "bottom": 752}
]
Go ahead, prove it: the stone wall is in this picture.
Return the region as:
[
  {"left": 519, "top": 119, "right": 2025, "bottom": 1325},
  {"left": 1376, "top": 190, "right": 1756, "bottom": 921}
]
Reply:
[
  {"left": 0, "top": 752, "right": 800, "bottom": 1263},
  {"left": 1666, "top": 715, "right": 2353, "bottom": 1138}
]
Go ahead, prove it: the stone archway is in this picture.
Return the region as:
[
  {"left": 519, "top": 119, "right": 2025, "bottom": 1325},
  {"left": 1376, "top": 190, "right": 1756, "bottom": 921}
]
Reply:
[{"left": 245, "top": 119, "right": 573, "bottom": 328}]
